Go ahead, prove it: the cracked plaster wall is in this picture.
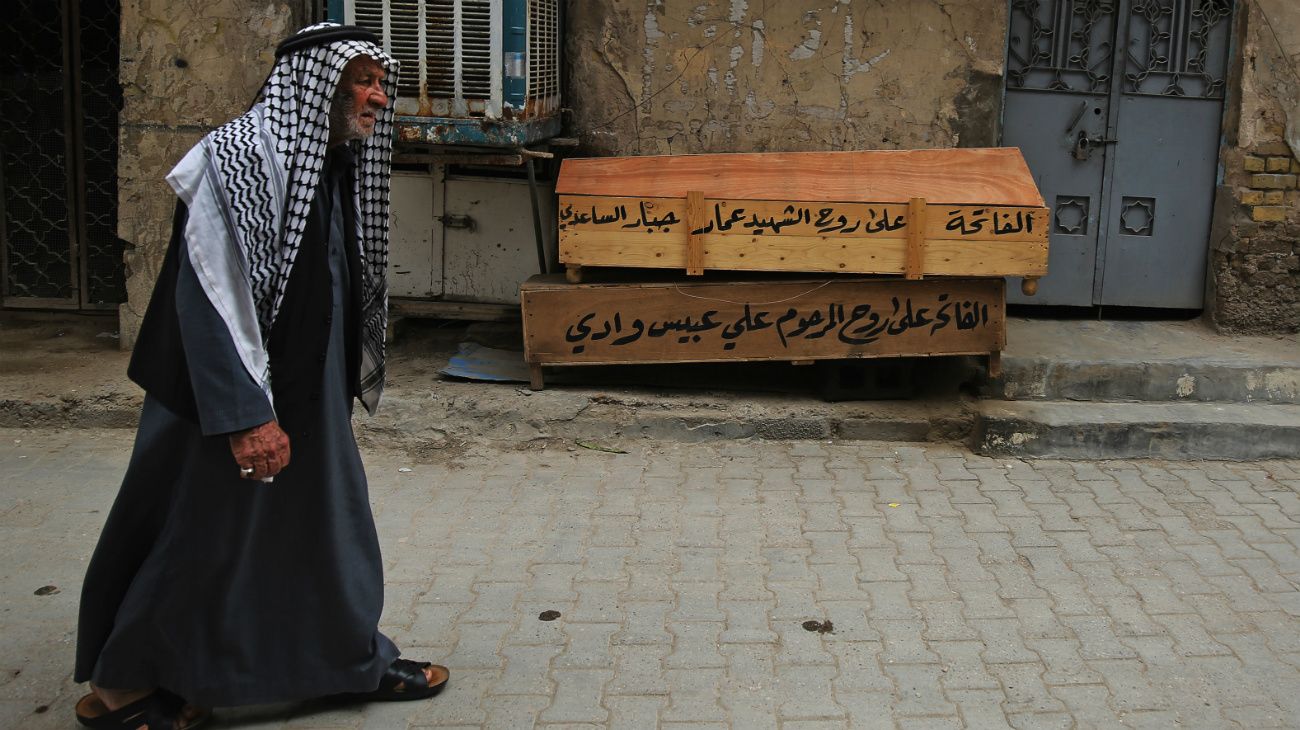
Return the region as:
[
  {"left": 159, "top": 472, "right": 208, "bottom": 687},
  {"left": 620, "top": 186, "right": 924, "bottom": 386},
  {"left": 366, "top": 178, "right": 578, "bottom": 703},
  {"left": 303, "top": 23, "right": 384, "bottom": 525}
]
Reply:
[
  {"left": 565, "top": 0, "right": 1007, "bottom": 156},
  {"left": 111, "top": 1, "right": 1298, "bottom": 341},
  {"left": 1210, "top": 0, "right": 1300, "bottom": 333},
  {"left": 117, "top": 1, "right": 306, "bottom": 348}
]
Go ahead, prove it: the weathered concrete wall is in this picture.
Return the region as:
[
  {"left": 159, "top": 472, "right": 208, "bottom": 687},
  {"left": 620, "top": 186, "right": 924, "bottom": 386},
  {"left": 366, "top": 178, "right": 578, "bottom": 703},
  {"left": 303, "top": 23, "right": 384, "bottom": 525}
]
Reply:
[
  {"left": 117, "top": 1, "right": 307, "bottom": 348},
  {"left": 565, "top": 0, "right": 1007, "bottom": 156},
  {"left": 115, "top": 1, "right": 1296, "bottom": 339},
  {"left": 1209, "top": 0, "right": 1300, "bottom": 333}
]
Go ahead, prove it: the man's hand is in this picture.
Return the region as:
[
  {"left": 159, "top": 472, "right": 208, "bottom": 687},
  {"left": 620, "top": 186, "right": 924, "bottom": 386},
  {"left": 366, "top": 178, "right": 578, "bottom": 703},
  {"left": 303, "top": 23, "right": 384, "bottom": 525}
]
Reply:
[{"left": 229, "top": 420, "right": 291, "bottom": 480}]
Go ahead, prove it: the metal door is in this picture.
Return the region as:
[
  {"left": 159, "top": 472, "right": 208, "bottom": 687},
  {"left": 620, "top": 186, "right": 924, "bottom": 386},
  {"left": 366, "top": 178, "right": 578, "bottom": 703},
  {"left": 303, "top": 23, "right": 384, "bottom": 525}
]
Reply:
[{"left": 1002, "top": 0, "right": 1234, "bottom": 308}]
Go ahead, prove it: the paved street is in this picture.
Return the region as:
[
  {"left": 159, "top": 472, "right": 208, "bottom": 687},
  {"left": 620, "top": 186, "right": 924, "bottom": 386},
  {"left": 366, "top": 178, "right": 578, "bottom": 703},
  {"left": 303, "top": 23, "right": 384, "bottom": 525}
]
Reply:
[{"left": 2, "top": 428, "right": 1300, "bottom": 729}]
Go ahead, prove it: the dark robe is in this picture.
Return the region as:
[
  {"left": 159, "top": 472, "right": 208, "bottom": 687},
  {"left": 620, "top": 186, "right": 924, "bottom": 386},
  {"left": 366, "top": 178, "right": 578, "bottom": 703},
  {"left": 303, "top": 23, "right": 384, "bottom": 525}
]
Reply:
[{"left": 74, "top": 146, "right": 398, "bottom": 707}]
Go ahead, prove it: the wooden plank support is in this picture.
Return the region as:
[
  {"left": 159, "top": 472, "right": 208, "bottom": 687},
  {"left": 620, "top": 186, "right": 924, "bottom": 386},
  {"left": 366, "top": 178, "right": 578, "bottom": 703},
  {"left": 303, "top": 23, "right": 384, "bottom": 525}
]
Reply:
[
  {"left": 389, "top": 298, "right": 520, "bottom": 322},
  {"left": 904, "top": 197, "right": 927, "bottom": 280},
  {"left": 685, "top": 190, "right": 706, "bottom": 276}
]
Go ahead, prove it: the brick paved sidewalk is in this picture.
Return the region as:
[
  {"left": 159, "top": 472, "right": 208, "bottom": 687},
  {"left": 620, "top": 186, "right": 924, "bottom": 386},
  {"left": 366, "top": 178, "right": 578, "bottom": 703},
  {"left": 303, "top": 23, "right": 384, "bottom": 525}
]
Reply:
[{"left": 2, "top": 428, "right": 1299, "bottom": 728}]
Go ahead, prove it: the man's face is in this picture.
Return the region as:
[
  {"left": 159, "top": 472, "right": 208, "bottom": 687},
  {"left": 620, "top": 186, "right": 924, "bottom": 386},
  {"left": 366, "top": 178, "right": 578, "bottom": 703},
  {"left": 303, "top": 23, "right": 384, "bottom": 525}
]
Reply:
[{"left": 329, "top": 56, "right": 388, "bottom": 144}]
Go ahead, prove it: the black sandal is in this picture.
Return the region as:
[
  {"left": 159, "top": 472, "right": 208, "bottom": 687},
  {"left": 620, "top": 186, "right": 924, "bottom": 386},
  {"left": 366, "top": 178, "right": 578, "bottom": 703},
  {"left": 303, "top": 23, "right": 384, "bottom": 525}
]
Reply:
[
  {"left": 335, "top": 658, "right": 449, "bottom": 702},
  {"left": 74, "top": 689, "right": 210, "bottom": 729}
]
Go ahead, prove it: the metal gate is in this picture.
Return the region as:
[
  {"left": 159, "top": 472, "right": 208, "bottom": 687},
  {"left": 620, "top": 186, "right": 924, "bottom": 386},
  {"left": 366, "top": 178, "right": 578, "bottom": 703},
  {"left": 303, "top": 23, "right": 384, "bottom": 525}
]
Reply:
[
  {"left": 0, "top": 0, "right": 123, "bottom": 308},
  {"left": 1002, "top": 0, "right": 1234, "bottom": 308}
]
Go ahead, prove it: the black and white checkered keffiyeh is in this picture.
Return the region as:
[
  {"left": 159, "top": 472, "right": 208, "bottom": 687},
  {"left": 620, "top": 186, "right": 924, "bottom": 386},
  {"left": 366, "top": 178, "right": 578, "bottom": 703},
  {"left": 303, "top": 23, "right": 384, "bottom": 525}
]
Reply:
[{"left": 167, "top": 22, "right": 398, "bottom": 415}]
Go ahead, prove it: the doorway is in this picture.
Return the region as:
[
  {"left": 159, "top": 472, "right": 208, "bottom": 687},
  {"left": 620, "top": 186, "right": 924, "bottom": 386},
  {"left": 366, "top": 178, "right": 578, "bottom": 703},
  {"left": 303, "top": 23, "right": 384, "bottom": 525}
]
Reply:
[
  {"left": 1002, "top": 0, "right": 1235, "bottom": 308},
  {"left": 0, "top": 0, "right": 122, "bottom": 309}
]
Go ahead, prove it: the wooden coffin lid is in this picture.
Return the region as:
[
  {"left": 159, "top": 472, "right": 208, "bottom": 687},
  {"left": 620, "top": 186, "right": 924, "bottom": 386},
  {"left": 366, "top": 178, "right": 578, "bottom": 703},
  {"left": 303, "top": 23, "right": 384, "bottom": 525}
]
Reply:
[{"left": 556, "top": 148, "right": 1045, "bottom": 208}]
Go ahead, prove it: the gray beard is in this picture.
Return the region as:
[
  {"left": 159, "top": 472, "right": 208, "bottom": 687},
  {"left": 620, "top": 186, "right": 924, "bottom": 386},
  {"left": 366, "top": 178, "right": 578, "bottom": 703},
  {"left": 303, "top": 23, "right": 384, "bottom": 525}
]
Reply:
[{"left": 329, "top": 90, "right": 368, "bottom": 143}]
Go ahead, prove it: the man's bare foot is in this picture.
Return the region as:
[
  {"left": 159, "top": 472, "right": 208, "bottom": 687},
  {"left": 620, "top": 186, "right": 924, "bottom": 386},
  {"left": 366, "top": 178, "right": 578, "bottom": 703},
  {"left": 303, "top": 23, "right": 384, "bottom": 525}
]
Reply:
[
  {"left": 394, "top": 665, "right": 444, "bottom": 691},
  {"left": 335, "top": 658, "right": 448, "bottom": 702},
  {"left": 78, "top": 685, "right": 208, "bottom": 728},
  {"left": 91, "top": 683, "right": 153, "bottom": 712}
]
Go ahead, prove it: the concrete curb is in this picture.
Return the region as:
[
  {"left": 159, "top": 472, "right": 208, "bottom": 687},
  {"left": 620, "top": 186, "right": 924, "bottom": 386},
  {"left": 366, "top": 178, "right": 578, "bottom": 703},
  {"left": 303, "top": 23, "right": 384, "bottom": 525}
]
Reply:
[
  {"left": 0, "top": 388, "right": 978, "bottom": 449},
  {"left": 975, "top": 400, "right": 1300, "bottom": 460},
  {"left": 992, "top": 357, "right": 1300, "bottom": 404},
  {"left": 361, "top": 389, "right": 978, "bottom": 450},
  {"left": 0, "top": 396, "right": 142, "bottom": 430},
  {"left": 6, "top": 315, "right": 1297, "bottom": 459}
]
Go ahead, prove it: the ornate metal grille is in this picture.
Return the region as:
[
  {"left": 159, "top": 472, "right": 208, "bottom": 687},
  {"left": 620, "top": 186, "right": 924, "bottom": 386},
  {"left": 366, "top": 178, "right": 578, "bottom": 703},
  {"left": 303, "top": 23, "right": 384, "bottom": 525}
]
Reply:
[
  {"left": 1124, "top": 0, "right": 1233, "bottom": 98},
  {"left": 1120, "top": 196, "right": 1156, "bottom": 235},
  {"left": 78, "top": 1, "right": 124, "bottom": 304},
  {"left": 1054, "top": 196, "right": 1090, "bottom": 235},
  {"left": 1008, "top": 0, "right": 1118, "bottom": 94},
  {"left": 1, "top": 0, "right": 122, "bottom": 306},
  {"left": 1, "top": 0, "right": 74, "bottom": 300}
]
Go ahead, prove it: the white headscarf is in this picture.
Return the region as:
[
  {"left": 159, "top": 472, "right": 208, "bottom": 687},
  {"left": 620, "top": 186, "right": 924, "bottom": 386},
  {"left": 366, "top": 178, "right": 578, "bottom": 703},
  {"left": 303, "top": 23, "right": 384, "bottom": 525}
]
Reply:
[{"left": 166, "top": 22, "right": 399, "bottom": 415}]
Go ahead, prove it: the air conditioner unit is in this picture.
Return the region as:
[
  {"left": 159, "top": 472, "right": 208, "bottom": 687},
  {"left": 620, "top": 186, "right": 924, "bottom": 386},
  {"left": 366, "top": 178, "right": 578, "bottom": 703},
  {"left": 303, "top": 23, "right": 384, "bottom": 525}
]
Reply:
[{"left": 341, "top": 0, "right": 562, "bottom": 146}]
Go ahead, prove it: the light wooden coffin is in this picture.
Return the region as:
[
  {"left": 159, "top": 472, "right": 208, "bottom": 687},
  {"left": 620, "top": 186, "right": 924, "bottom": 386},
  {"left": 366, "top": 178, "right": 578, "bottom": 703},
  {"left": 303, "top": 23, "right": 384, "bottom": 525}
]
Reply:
[{"left": 555, "top": 148, "right": 1049, "bottom": 289}]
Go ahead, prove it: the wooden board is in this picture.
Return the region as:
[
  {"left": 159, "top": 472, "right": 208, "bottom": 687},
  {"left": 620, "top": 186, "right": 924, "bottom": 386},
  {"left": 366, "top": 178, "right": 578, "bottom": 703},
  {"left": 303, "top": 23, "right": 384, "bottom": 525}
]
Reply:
[
  {"left": 905, "top": 197, "right": 927, "bottom": 280},
  {"left": 558, "top": 197, "right": 1047, "bottom": 242},
  {"left": 556, "top": 148, "right": 1046, "bottom": 207},
  {"left": 558, "top": 231, "right": 1047, "bottom": 277},
  {"left": 685, "top": 190, "right": 705, "bottom": 275},
  {"left": 521, "top": 275, "right": 1005, "bottom": 366},
  {"left": 556, "top": 194, "right": 1049, "bottom": 278},
  {"left": 390, "top": 298, "right": 520, "bottom": 321}
]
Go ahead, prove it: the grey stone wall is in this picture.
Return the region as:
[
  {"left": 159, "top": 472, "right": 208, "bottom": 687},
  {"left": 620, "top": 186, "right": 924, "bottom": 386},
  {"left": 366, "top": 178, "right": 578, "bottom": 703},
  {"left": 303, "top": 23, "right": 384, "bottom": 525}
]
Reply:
[{"left": 1209, "top": 0, "right": 1300, "bottom": 333}]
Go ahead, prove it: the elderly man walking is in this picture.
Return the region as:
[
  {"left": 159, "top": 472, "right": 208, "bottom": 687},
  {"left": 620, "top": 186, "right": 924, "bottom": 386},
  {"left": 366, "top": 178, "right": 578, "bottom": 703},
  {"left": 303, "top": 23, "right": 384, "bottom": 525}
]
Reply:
[{"left": 72, "top": 23, "right": 447, "bottom": 728}]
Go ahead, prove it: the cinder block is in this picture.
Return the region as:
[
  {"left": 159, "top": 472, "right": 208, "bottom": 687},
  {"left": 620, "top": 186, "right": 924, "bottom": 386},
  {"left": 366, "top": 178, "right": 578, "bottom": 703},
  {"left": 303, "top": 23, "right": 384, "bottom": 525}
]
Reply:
[
  {"left": 1244, "top": 155, "right": 1266, "bottom": 172},
  {"left": 1254, "top": 141, "right": 1293, "bottom": 157},
  {"left": 1266, "top": 156, "right": 1293, "bottom": 172},
  {"left": 1239, "top": 189, "right": 1264, "bottom": 205},
  {"left": 1250, "top": 174, "right": 1297, "bottom": 189},
  {"left": 1252, "top": 206, "right": 1288, "bottom": 222}
]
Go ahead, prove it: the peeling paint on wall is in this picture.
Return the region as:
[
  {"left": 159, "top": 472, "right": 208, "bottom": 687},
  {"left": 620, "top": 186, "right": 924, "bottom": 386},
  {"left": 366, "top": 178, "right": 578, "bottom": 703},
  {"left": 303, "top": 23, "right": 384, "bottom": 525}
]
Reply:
[
  {"left": 790, "top": 29, "right": 821, "bottom": 61},
  {"left": 642, "top": 5, "right": 665, "bottom": 114},
  {"left": 728, "top": 0, "right": 747, "bottom": 24},
  {"left": 567, "top": 0, "right": 1008, "bottom": 157}
]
